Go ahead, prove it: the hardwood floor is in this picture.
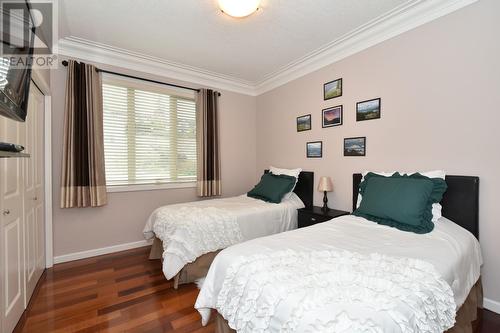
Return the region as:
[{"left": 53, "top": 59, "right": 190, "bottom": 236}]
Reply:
[
  {"left": 14, "top": 246, "right": 500, "bottom": 333},
  {"left": 17, "top": 246, "right": 214, "bottom": 333}
]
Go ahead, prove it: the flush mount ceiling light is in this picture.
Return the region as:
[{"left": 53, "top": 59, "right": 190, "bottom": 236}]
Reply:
[{"left": 218, "top": 0, "right": 261, "bottom": 18}]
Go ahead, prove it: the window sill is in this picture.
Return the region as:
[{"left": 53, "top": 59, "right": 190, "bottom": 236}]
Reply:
[{"left": 107, "top": 182, "right": 196, "bottom": 193}]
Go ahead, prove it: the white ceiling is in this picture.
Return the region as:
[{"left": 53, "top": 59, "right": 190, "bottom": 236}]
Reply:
[{"left": 58, "top": 0, "right": 410, "bottom": 84}]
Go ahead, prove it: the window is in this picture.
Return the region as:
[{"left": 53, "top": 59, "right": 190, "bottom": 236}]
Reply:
[{"left": 102, "top": 76, "right": 197, "bottom": 189}]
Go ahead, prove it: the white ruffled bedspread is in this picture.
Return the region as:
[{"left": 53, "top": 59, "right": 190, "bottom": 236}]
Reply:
[
  {"left": 196, "top": 215, "right": 482, "bottom": 333},
  {"left": 153, "top": 206, "right": 242, "bottom": 268},
  {"left": 143, "top": 194, "right": 304, "bottom": 279},
  {"left": 216, "top": 249, "right": 456, "bottom": 333}
]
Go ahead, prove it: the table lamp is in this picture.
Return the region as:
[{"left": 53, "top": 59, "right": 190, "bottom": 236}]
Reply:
[{"left": 318, "top": 176, "right": 333, "bottom": 212}]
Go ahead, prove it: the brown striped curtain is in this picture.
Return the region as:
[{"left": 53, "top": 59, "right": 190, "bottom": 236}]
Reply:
[
  {"left": 196, "top": 89, "right": 221, "bottom": 197},
  {"left": 60, "top": 60, "right": 107, "bottom": 208}
]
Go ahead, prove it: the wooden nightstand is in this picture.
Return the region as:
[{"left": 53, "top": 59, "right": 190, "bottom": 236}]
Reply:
[{"left": 297, "top": 206, "right": 350, "bottom": 228}]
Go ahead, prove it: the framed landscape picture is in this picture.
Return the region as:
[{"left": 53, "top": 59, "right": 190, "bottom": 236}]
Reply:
[
  {"left": 296, "top": 114, "right": 311, "bottom": 132},
  {"left": 324, "top": 78, "right": 342, "bottom": 100},
  {"left": 306, "top": 141, "right": 322, "bottom": 158},
  {"left": 356, "top": 98, "right": 381, "bottom": 121},
  {"left": 322, "top": 105, "right": 343, "bottom": 128},
  {"left": 344, "top": 137, "right": 366, "bottom": 156}
]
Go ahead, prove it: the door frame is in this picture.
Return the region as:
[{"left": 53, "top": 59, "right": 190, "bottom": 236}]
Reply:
[{"left": 31, "top": 70, "right": 53, "bottom": 268}]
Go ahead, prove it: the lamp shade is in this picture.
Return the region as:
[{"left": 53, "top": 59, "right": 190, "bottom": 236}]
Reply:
[{"left": 317, "top": 176, "right": 333, "bottom": 192}]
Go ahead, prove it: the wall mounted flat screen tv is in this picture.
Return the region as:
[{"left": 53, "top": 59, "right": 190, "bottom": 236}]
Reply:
[{"left": 0, "top": 0, "right": 35, "bottom": 122}]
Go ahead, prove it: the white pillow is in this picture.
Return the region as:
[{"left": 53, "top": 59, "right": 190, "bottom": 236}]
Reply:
[
  {"left": 356, "top": 170, "right": 446, "bottom": 223},
  {"left": 281, "top": 191, "right": 306, "bottom": 209},
  {"left": 269, "top": 166, "right": 302, "bottom": 200}
]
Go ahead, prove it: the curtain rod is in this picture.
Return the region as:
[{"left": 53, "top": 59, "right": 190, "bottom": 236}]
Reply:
[{"left": 61, "top": 60, "right": 221, "bottom": 96}]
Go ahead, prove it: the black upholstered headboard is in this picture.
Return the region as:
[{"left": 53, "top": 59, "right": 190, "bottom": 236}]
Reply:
[
  {"left": 352, "top": 173, "right": 479, "bottom": 239},
  {"left": 264, "top": 170, "right": 314, "bottom": 209}
]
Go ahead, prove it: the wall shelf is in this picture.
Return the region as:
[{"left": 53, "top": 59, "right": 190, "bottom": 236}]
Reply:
[{"left": 0, "top": 151, "right": 30, "bottom": 158}]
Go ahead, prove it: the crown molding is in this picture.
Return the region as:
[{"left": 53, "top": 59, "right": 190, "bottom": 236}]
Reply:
[
  {"left": 254, "top": 0, "right": 478, "bottom": 95},
  {"left": 58, "top": 37, "right": 258, "bottom": 96},
  {"left": 57, "top": 0, "right": 477, "bottom": 97}
]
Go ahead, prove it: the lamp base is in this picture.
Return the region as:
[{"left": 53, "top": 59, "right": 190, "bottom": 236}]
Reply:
[{"left": 322, "top": 191, "right": 329, "bottom": 212}]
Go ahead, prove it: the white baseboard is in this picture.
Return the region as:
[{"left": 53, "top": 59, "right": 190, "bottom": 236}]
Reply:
[
  {"left": 53, "top": 239, "right": 153, "bottom": 264},
  {"left": 484, "top": 297, "right": 500, "bottom": 314}
]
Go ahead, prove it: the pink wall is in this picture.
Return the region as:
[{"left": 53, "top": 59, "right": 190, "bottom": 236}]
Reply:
[
  {"left": 256, "top": 0, "right": 500, "bottom": 304},
  {"left": 49, "top": 0, "right": 500, "bottom": 307},
  {"left": 50, "top": 63, "right": 257, "bottom": 258}
]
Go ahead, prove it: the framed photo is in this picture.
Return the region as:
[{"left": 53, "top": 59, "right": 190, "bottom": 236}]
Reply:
[
  {"left": 324, "top": 78, "right": 342, "bottom": 100},
  {"left": 344, "top": 137, "right": 366, "bottom": 156},
  {"left": 322, "top": 105, "right": 343, "bottom": 128},
  {"left": 306, "top": 141, "right": 322, "bottom": 158},
  {"left": 356, "top": 98, "right": 381, "bottom": 121},
  {"left": 296, "top": 114, "right": 311, "bottom": 132}
]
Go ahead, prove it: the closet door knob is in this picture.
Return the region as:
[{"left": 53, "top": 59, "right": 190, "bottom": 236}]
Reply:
[
  {"left": 2, "top": 209, "right": 10, "bottom": 215},
  {"left": 33, "top": 196, "right": 38, "bottom": 201}
]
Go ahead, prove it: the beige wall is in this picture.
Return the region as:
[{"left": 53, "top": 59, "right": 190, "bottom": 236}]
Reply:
[
  {"left": 50, "top": 62, "right": 257, "bottom": 257},
  {"left": 256, "top": 0, "right": 500, "bottom": 303}
]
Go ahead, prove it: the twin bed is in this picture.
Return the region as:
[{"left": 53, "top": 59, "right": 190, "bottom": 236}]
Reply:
[
  {"left": 144, "top": 170, "right": 482, "bottom": 333},
  {"left": 143, "top": 170, "right": 314, "bottom": 287},
  {"left": 196, "top": 173, "right": 482, "bottom": 333}
]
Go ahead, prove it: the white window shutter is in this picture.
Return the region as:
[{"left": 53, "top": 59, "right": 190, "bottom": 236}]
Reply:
[{"left": 102, "top": 79, "right": 197, "bottom": 186}]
